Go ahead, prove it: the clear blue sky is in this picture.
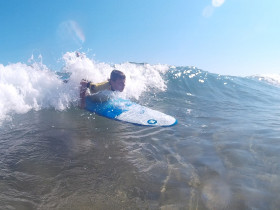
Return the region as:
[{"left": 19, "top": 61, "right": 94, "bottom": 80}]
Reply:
[{"left": 0, "top": 0, "right": 279, "bottom": 76}]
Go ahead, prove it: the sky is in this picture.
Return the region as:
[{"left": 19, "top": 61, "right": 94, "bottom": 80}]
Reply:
[{"left": 0, "top": 0, "right": 280, "bottom": 76}]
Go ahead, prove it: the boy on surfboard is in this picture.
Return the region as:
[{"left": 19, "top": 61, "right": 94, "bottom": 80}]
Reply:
[{"left": 79, "top": 70, "right": 126, "bottom": 108}]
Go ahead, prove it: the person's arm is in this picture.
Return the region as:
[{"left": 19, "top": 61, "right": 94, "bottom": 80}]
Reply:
[
  {"left": 87, "top": 82, "right": 97, "bottom": 93},
  {"left": 79, "top": 79, "right": 89, "bottom": 108}
]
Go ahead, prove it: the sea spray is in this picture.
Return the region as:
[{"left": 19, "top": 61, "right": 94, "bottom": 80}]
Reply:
[
  {"left": 0, "top": 52, "right": 170, "bottom": 124},
  {"left": 0, "top": 62, "right": 73, "bottom": 123},
  {"left": 62, "top": 52, "right": 169, "bottom": 100}
]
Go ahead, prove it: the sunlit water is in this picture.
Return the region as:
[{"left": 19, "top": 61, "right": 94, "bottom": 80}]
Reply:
[{"left": 1, "top": 53, "right": 280, "bottom": 209}]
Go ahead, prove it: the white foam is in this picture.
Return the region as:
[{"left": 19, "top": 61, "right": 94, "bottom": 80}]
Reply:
[
  {"left": 253, "top": 74, "right": 280, "bottom": 87},
  {"left": 62, "top": 52, "right": 169, "bottom": 99},
  {"left": 0, "top": 52, "right": 169, "bottom": 125},
  {"left": 0, "top": 62, "right": 75, "bottom": 123}
]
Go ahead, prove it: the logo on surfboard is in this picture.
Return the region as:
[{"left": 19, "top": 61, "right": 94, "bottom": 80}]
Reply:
[{"left": 147, "top": 119, "right": 157, "bottom": 125}]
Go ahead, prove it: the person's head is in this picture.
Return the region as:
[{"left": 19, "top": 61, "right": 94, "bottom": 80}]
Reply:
[{"left": 109, "top": 70, "right": 126, "bottom": 92}]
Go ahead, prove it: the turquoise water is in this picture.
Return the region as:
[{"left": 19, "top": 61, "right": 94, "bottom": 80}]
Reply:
[{"left": 1, "top": 53, "right": 280, "bottom": 209}]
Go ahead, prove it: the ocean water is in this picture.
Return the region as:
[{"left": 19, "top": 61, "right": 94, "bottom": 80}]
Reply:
[{"left": 0, "top": 52, "right": 280, "bottom": 209}]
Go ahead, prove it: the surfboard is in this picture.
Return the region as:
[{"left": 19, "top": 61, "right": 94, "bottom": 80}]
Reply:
[{"left": 85, "top": 97, "right": 177, "bottom": 126}]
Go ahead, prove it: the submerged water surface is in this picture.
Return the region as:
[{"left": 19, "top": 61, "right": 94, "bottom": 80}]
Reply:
[{"left": 1, "top": 54, "right": 280, "bottom": 209}]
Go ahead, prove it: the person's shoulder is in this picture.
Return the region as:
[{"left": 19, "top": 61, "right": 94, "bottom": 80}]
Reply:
[
  {"left": 95, "top": 80, "right": 110, "bottom": 86},
  {"left": 90, "top": 80, "right": 110, "bottom": 93}
]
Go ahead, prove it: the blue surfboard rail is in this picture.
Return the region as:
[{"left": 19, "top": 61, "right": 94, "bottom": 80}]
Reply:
[{"left": 85, "top": 97, "right": 130, "bottom": 118}]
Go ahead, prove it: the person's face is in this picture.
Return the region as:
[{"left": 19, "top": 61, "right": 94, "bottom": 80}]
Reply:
[{"left": 111, "top": 78, "right": 125, "bottom": 92}]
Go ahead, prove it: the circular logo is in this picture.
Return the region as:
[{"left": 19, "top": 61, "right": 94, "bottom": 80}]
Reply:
[{"left": 147, "top": 119, "right": 157, "bottom": 125}]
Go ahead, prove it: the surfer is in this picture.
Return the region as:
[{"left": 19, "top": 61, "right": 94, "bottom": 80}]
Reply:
[{"left": 79, "top": 70, "right": 126, "bottom": 108}]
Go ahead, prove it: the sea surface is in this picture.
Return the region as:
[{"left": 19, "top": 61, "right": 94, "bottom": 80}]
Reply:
[{"left": 0, "top": 52, "right": 280, "bottom": 209}]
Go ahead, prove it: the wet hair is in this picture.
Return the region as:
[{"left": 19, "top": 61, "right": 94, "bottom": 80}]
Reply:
[{"left": 110, "top": 70, "right": 126, "bottom": 81}]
